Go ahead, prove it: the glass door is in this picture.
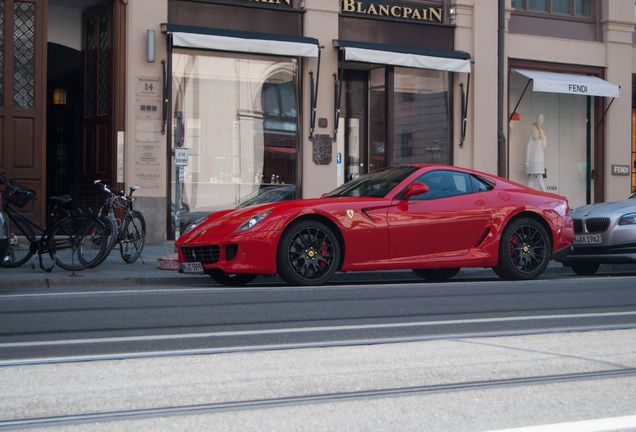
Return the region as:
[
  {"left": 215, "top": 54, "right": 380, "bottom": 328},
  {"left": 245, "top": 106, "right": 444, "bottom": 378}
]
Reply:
[
  {"left": 337, "top": 65, "right": 452, "bottom": 187},
  {"left": 336, "top": 69, "right": 371, "bottom": 185}
]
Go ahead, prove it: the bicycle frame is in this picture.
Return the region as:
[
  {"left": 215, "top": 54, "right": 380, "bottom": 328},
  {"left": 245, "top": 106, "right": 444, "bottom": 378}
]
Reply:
[
  {"left": 2, "top": 174, "right": 109, "bottom": 272},
  {"left": 1, "top": 196, "right": 80, "bottom": 271},
  {"left": 94, "top": 180, "right": 146, "bottom": 264},
  {"left": 2, "top": 204, "right": 42, "bottom": 254}
]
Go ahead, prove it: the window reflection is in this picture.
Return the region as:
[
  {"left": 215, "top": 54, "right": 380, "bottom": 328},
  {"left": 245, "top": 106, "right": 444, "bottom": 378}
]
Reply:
[
  {"left": 171, "top": 50, "right": 298, "bottom": 214},
  {"left": 393, "top": 67, "right": 450, "bottom": 166},
  {"left": 552, "top": 0, "right": 571, "bottom": 14},
  {"left": 512, "top": 0, "right": 594, "bottom": 16},
  {"left": 528, "top": 0, "right": 548, "bottom": 11}
]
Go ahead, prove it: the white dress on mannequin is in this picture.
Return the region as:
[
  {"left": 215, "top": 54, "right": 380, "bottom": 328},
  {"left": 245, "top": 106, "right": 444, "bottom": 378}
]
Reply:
[{"left": 526, "top": 113, "right": 547, "bottom": 192}]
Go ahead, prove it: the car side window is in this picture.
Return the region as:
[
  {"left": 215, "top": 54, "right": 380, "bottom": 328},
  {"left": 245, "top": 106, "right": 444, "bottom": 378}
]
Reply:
[
  {"left": 470, "top": 175, "right": 495, "bottom": 192},
  {"left": 408, "top": 170, "right": 472, "bottom": 200}
]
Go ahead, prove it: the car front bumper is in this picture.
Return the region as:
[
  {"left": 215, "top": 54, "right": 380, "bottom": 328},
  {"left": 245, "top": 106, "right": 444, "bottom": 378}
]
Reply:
[
  {"left": 176, "top": 230, "right": 282, "bottom": 275},
  {"left": 557, "top": 241, "right": 636, "bottom": 264}
]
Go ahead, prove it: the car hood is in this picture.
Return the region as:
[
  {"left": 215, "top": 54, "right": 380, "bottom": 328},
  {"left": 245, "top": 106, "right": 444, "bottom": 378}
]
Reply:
[
  {"left": 572, "top": 199, "right": 636, "bottom": 218},
  {"left": 184, "top": 197, "right": 391, "bottom": 239},
  {"left": 187, "top": 205, "right": 277, "bottom": 238}
]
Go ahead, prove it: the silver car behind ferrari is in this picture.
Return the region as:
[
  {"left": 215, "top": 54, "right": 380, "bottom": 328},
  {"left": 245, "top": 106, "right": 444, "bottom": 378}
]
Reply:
[{"left": 558, "top": 192, "right": 636, "bottom": 275}]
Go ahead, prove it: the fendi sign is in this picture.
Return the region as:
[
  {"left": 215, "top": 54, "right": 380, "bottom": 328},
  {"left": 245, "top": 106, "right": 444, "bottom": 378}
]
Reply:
[{"left": 342, "top": 0, "right": 443, "bottom": 23}]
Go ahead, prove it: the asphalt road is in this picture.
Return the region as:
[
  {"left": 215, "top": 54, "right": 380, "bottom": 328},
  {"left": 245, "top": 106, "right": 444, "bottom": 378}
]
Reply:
[
  {"left": 1, "top": 275, "right": 635, "bottom": 361},
  {"left": 1, "top": 275, "right": 635, "bottom": 430}
]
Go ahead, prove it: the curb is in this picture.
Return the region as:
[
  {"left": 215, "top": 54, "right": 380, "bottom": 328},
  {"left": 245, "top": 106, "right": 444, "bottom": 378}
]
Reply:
[
  {"left": 2, "top": 258, "right": 636, "bottom": 290},
  {"left": 158, "top": 253, "right": 179, "bottom": 271}
]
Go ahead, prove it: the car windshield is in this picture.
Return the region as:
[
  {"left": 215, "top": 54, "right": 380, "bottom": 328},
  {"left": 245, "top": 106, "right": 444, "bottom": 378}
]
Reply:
[{"left": 324, "top": 166, "right": 419, "bottom": 198}]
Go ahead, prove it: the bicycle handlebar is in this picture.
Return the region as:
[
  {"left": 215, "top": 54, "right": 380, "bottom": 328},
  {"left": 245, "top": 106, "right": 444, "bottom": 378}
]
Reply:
[{"left": 94, "top": 179, "right": 138, "bottom": 201}]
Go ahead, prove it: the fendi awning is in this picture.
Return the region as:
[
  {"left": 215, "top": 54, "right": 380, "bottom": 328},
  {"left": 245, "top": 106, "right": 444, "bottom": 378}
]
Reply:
[{"left": 513, "top": 69, "right": 619, "bottom": 98}]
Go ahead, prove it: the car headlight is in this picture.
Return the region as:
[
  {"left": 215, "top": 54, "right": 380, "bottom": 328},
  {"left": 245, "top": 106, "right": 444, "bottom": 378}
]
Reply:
[
  {"left": 183, "top": 216, "right": 208, "bottom": 236},
  {"left": 618, "top": 213, "right": 636, "bottom": 225},
  {"left": 236, "top": 209, "right": 272, "bottom": 232}
]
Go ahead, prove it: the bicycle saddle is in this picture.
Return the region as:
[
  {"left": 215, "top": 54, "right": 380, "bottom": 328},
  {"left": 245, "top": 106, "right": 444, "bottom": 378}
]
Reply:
[{"left": 49, "top": 195, "right": 73, "bottom": 205}]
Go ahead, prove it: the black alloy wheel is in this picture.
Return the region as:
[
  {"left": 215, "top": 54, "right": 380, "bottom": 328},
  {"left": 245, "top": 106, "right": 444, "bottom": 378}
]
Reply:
[
  {"left": 493, "top": 217, "right": 551, "bottom": 280},
  {"left": 277, "top": 220, "right": 340, "bottom": 286}
]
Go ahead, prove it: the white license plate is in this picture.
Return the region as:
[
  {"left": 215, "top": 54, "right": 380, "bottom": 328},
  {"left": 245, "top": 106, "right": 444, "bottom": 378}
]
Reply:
[
  {"left": 574, "top": 234, "right": 602, "bottom": 244},
  {"left": 181, "top": 262, "right": 204, "bottom": 273}
]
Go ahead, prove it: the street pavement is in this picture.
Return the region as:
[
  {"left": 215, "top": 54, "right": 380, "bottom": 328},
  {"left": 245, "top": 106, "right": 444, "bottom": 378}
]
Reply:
[
  {"left": 2, "top": 245, "right": 636, "bottom": 430},
  {"left": 1, "top": 327, "right": 636, "bottom": 431},
  {"left": 1, "top": 242, "right": 636, "bottom": 289}
]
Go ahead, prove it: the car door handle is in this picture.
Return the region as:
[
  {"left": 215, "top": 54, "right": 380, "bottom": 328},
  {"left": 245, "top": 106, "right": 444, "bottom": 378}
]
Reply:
[{"left": 475, "top": 199, "right": 486, "bottom": 206}]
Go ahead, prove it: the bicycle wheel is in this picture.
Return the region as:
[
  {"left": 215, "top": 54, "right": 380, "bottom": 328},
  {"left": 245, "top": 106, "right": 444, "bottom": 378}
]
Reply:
[
  {"left": 47, "top": 216, "right": 108, "bottom": 271},
  {"left": 86, "top": 215, "right": 118, "bottom": 268},
  {"left": 0, "top": 213, "right": 35, "bottom": 267},
  {"left": 79, "top": 216, "right": 111, "bottom": 268},
  {"left": 119, "top": 211, "right": 146, "bottom": 263}
]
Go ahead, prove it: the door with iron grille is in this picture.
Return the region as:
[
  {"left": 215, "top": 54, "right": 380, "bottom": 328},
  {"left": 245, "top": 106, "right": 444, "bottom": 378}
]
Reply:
[
  {"left": 0, "top": 0, "right": 46, "bottom": 224},
  {"left": 81, "top": 5, "right": 114, "bottom": 189}
]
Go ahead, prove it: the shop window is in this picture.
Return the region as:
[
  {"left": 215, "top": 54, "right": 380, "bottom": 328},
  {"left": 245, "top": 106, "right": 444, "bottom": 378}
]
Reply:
[
  {"left": 262, "top": 81, "right": 297, "bottom": 132},
  {"left": 171, "top": 50, "right": 299, "bottom": 216},
  {"left": 392, "top": 67, "right": 451, "bottom": 166},
  {"left": 338, "top": 66, "right": 451, "bottom": 185},
  {"left": 369, "top": 68, "right": 386, "bottom": 173},
  {"left": 511, "top": 0, "right": 594, "bottom": 17},
  {"left": 509, "top": 71, "right": 590, "bottom": 209}
]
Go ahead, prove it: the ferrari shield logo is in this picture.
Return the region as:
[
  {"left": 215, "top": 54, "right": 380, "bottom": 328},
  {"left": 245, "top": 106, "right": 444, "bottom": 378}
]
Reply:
[{"left": 346, "top": 209, "right": 354, "bottom": 219}]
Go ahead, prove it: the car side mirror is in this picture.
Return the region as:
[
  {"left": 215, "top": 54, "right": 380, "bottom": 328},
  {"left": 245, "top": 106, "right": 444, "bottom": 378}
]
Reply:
[{"left": 403, "top": 182, "right": 428, "bottom": 199}]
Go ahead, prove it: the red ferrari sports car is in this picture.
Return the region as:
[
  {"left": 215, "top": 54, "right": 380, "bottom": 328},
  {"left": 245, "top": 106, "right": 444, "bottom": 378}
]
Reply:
[{"left": 176, "top": 165, "right": 573, "bottom": 285}]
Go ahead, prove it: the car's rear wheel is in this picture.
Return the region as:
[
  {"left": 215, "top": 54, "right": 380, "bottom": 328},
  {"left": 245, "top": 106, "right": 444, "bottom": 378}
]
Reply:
[
  {"left": 412, "top": 268, "right": 460, "bottom": 282},
  {"left": 570, "top": 262, "right": 599, "bottom": 276},
  {"left": 493, "top": 217, "right": 551, "bottom": 280},
  {"left": 209, "top": 272, "right": 257, "bottom": 286},
  {"left": 277, "top": 220, "right": 340, "bottom": 286}
]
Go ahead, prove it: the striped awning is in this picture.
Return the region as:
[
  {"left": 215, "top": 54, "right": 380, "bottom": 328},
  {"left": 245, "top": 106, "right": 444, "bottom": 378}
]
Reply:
[
  {"left": 162, "top": 24, "right": 320, "bottom": 58},
  {"left": 333, "top": 40, "right": 471, "bottom": 73}
]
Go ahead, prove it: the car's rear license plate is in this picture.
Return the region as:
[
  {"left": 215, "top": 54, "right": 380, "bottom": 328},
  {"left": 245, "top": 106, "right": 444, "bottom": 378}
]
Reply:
[
  {"left": 181, "top": 262, "right": 204, "bottom": 273},
  {"left": 574, "top": 234, "right": 602, "bottom": 244}
]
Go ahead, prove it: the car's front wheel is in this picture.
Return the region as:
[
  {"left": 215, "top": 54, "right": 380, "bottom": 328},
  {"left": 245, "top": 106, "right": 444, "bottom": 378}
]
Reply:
[
  {"left": 493, "top": 217, "right": 551, "bottom": 280},
  {"left": 277, "top": 220, "right": 340, "bottom": 286},
  {"left": 412, "top": 268, "right": 460, "bottom": 282},
  {"left": 570, "top": 262, "right": 599, "bottom": 276}
]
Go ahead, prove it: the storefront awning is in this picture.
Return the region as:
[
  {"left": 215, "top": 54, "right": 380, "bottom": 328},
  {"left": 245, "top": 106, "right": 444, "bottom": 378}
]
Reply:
[
  {"left": 161, "top": 24, "right": 320, "bottom": 58},
  {"left": 513, "top": 69, "right": 619, "bottom": 98},
  {"left": 333, "top": 40, "right": 472, "bottom": 73}
]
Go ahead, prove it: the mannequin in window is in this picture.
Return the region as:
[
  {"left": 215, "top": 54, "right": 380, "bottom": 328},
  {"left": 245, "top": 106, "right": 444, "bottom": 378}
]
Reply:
[{"left": 526, "top": 113, "right": 547, "bottom": 192}]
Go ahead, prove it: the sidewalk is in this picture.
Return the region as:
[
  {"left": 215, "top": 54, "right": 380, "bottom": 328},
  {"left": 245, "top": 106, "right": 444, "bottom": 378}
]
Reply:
[{"left": 1, "top": 242, "right": 635, "bottom": 288}]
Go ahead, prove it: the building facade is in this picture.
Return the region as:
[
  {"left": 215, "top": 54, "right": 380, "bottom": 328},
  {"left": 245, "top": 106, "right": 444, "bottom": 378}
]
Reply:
[{"left": 1, "top": 0, "right": 635, "bottom": 243}]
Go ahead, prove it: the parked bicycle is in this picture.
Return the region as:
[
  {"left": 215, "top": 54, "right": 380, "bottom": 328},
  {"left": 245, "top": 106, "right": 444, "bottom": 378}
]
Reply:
[
  {"left": 0, "top": 173, "right": 109, "bottom": 272},
  {"left": 91, "top": 180, "right": 146, "bottom": 266}
]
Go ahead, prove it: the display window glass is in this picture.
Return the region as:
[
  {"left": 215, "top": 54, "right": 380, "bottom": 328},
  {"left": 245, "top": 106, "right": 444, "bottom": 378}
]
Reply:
[
  {"left": 509, "top": 71, "right": 590, "bottom": 209},
  {"left": 392, "top": 67, "right": 450, "bottom": 166},
  {"left": 171, "top": 49, "right": 299, "bottom": 216},
  {"left": 337, "top": 66, "right": 451, "bottom": 186}
]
